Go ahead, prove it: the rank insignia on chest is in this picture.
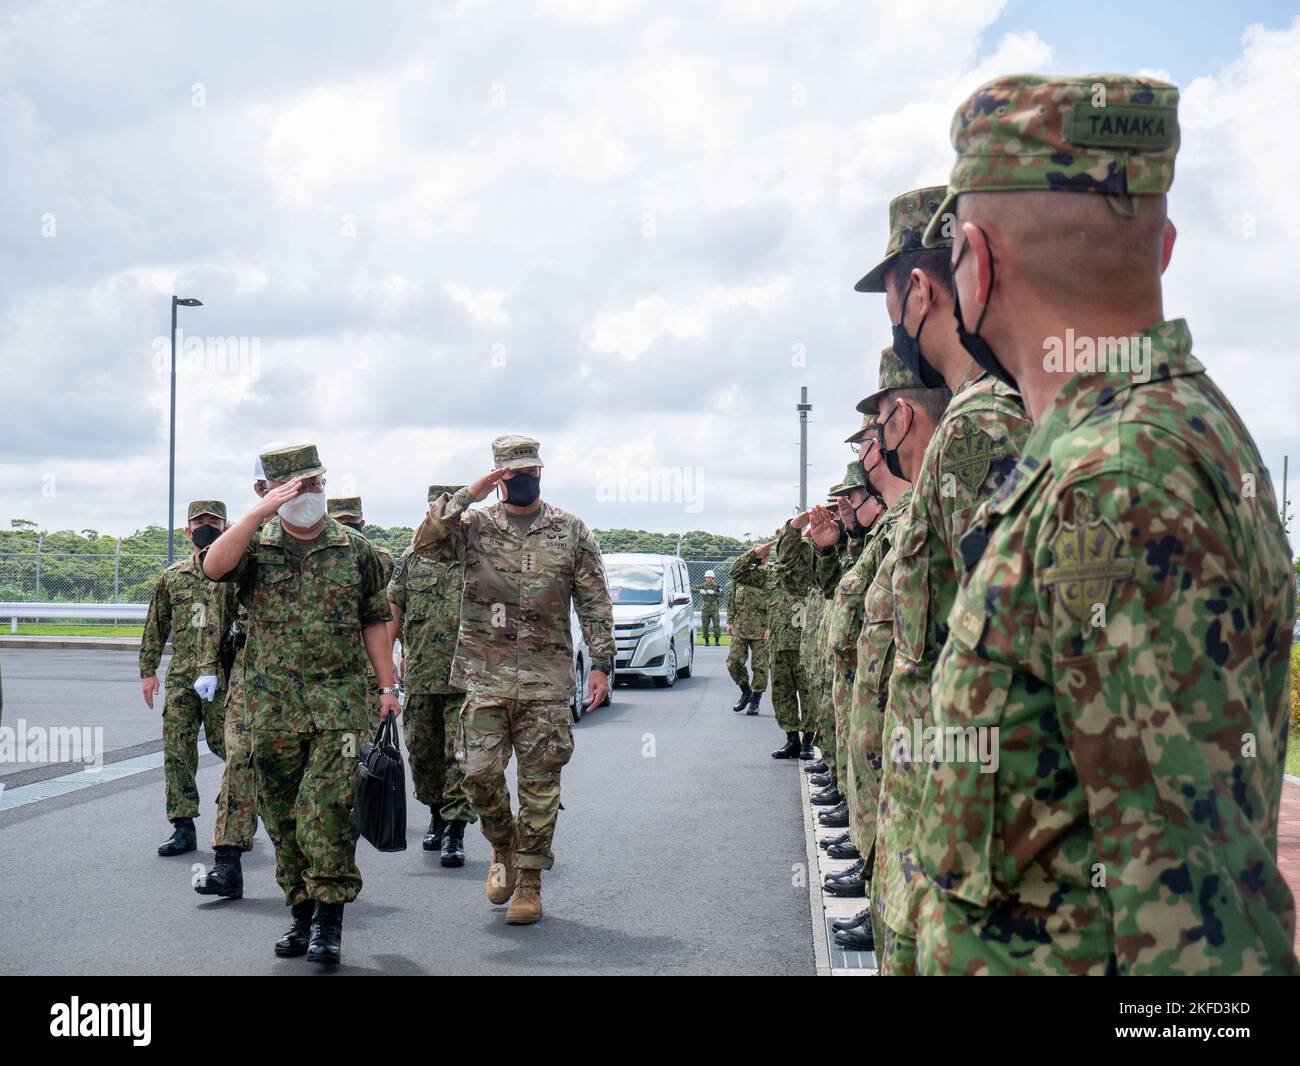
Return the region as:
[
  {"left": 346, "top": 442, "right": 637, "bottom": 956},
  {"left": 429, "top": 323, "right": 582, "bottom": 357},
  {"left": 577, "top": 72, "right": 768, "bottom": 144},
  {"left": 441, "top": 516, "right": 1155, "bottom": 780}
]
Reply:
[
  {"left": 944, "top": 423, "right": 1006, "bottom": 491},
  {"left": 1041, "top": 490, "right": 1135, "bottom": 623},
  {"left": 522, "top": 551, "right": 536, "bottom": 573}
]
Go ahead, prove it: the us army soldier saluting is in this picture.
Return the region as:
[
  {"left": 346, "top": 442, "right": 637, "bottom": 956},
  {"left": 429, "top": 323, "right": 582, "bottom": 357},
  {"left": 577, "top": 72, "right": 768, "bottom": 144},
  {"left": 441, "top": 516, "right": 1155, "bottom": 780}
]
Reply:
[{"left": 411, "top": 434, "right": 614, "bottom": 926}]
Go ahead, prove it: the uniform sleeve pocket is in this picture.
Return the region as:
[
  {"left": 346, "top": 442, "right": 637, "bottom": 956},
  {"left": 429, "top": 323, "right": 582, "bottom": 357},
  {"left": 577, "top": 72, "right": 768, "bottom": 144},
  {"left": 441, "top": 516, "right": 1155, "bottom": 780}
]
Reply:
[
  {"left": 892, "top": 518, "right": 930, "bottom": 665},
  {"left": 916, "top": 653, "right": 1011, "bottom": 907}
]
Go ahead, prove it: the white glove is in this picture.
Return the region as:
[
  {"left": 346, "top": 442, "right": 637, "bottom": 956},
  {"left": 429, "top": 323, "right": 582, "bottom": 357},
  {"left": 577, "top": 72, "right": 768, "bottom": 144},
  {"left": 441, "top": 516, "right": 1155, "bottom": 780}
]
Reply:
[{"left": 193, "top": 675, "right": 218, "bottom": 702}]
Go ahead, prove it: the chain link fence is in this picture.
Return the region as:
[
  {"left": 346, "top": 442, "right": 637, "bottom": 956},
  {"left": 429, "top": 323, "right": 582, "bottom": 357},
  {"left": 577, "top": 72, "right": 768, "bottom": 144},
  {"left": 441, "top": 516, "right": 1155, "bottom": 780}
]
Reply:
[
  {"left": 0, "top": 550, "right": 762, "bottom": 625},
  {"left": 0, "top": 550, "right": 170, "bottom": 616}
]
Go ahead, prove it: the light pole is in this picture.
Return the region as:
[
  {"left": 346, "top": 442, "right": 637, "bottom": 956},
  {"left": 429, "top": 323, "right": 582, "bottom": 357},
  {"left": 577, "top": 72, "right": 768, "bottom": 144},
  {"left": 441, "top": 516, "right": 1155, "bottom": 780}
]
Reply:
[{"left": 167, "top": 295, "right": 203, "bottom": 564}]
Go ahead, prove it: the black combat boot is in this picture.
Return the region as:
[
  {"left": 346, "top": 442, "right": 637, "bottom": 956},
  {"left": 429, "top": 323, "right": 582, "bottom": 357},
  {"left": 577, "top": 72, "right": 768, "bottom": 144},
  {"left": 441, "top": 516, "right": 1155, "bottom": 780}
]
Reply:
[
  {"left": 771, "top": 732, "right": 801, "bottom": 759},
  {"left": 818, "top": 801, "right": 849, "bottom": 828},
  {"left": 307, "top": 902, "right": 344, "bottom": 965},
  {"left": 826, "top": 839, "right": 861, "bottom": 860},
  {"left": 799, "top": 732, "right": 815, "bottom": 760},
  {"left": 833, "top": 922, "right": 875, "bottom": 950},
  {"left": 441, "top": 821, "right": 467, "bottom": 868},
  {"left": 811, "top": 785, "right": 843, "bottom": 806},
  {"left": 832, "top": 906, "right": 872, "bottom": 932},
  {"left": 803, "top": 758, "right": 828, "bottom": 775},
  {"left": 158, "top": 818, "right": 196, "bottom": 857},
  {"left": 731, "top": 685, "right": 752, "bottom": 713},
  {"left": 194, "top": 846, "right": 243, "bottom": 898},
  {"left": 422, "top": 812, "right": 446, "bottom": 852},
  {"left": 745, "top": 692, "right": 761, "bottom": 716},
  {"left": 274, "top": 900, "right": 316, "bottom": 958}
]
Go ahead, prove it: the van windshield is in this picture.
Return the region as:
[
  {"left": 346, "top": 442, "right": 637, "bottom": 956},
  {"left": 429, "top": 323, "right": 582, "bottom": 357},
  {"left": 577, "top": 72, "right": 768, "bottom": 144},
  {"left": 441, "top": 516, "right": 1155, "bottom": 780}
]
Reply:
[{"left": 607, "top": 563, "right": 664, "bottom": 605}]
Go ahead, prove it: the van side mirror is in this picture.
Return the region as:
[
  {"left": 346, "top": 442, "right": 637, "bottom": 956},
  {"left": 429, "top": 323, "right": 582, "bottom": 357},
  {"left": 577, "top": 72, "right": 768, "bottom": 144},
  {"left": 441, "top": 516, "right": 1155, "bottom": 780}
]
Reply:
[{"left": 671, "top": 593, "right": 691, "bottom": 606}]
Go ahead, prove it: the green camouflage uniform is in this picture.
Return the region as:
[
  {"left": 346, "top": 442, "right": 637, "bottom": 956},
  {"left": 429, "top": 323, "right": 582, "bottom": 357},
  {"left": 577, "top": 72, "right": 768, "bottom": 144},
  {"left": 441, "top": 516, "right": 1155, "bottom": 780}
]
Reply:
[
  {"left": 812, "top": 533, "right": 862, "bottom": 782},
  {"left": 725, "top": 554, "right": 769, "bottom": 694},
  {"left": 205, "top": 446, "right": 391, "bottom": 907},
  {"left": 733, "top": 546, "right": 805, "bottom": 730},
  {"left": 858, "top": 494, "right": 909, "bottom": 935},
  {"left": 692, "top": 580, "right": 723, "bottom": 643},
  {"left": 916, "top": 72, "right": 1296, "bottom": 976},
  {"left": 388, "top": 484, "right": 473, "bottom": 824},
  {"left": 327, "top": 497, "right": 395, "bottom": 696},
  {"left": 140, "top": 504, "right": 237, "bottom": 823},
  {"left": 213, "top": 592, "right": 258, "bottom": 851},
  {"left": 411, "top": 437, "right": 614, "bottom": 871}
]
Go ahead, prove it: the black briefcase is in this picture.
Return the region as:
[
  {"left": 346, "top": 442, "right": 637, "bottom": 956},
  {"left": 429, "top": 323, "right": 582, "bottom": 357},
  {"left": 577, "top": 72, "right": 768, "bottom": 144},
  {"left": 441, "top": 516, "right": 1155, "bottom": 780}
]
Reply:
[{"left": 351, "top": 716, "right": 408, "bottom": 852}]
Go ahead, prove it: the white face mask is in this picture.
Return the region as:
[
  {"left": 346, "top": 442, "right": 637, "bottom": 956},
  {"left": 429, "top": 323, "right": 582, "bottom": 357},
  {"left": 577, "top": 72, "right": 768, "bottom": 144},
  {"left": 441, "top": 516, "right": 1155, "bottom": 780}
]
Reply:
[{"left": 278, "top": 490, "right": 326, "bottom": 527}]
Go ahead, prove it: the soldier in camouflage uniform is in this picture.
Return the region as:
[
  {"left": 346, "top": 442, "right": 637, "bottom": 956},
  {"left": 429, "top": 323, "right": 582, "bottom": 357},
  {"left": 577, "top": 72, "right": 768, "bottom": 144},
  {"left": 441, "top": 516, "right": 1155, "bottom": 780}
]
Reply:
[
  {"left": 195, "top": 445, "right": 286, "bottom": 900},
  {"left": 804, "top": 458, "right": 886, "bottom": 901},
  {"left": 203, "top": 444, "right": 398, "bottom": 965},
  {"left": 411, "top": 435, "right": 614, "bottom": 925},
  {"left": 725, "top": 555, "right": 769, "bottom": 714},
  {"left": 691, "top": 570, "right": 722, "bottom": 645},
  {"left": 387, "top": 483, "right": 473, "bottom": 867},
  {"left": 732, "top": 537, "right": 808, "bottom": 757},
  {"left": 828, "top": 409, "right": 916, "bottom": 950},
  {"left": 916, "top": 74, "right": 1297, "bottom": 975},
  {"left": 140, "top": 500, "right": 238, "bottom": 857},
  {"left": 855, "top": 177, "right": 1030, "bottom": 975}
]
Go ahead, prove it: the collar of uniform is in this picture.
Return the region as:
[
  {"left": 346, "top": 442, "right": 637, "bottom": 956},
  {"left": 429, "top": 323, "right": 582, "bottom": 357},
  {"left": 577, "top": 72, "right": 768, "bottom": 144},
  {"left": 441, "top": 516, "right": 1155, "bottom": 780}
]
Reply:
[
  {"left": 257, "top": 513, "right": 351, "bottom": 553},
  {"left": 1040, "top": 318, "right": 1200, "bottom": 435},
  {"left": 486, "top": 499, "right": 558, "bottom": 537}
]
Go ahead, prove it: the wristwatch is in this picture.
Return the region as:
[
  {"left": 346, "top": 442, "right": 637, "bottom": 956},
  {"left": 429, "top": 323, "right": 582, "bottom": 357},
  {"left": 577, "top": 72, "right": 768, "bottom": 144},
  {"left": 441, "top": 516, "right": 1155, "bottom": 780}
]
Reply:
[
  {"left": 591, "top": 661, "right": 613, "bottom": 675},
  {"left": 379, "top": 686, "right": 399, "bottom": 696}
]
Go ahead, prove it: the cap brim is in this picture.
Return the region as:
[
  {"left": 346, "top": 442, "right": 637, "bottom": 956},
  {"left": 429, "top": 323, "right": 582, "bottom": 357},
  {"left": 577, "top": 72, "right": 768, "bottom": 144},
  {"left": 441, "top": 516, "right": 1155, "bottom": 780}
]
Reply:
[
  {"left": 189, "top": 510, "right": 225, "bottom": 521},
  {"left": 331, "top": 511, "right": 362, "bottom": 520},
  {"left": 274, "top": 465, "right": 325, "bottom": 481},
  {"left": 921, "top": 190, "right": 959, "bottom": 248},
  {"left": 500, "top": 457, "right": 543, "bottom": 471},
  {"left": 855, "top": 389, "right": 887, "bottom": 416},
  {"left": 853, "top": 255, "right": 891, "bottom": 293}
]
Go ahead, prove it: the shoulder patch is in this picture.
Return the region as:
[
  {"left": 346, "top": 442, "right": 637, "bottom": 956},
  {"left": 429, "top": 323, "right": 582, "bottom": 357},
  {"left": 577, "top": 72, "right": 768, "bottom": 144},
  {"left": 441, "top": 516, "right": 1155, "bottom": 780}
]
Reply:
[
  {"left": 1040, "top": 490, "right": 1135, "bottom": 623},
  {"left": 943, "top": 420, "right": 1006, "bottom": 491}
]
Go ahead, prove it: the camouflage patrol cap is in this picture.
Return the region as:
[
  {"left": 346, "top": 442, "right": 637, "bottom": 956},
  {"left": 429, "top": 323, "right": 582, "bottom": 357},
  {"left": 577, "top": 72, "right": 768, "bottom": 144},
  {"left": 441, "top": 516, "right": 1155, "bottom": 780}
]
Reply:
[
  {"left": 259, "top": 443, "right": 326, "bottom": 482},
  {"left": 427, "top": 483, "right": 466, "bottom": 503},
  {"left": 855, "top": 185, "right": 950, "bottom": 293},
  {"left": 829, "top": 461, "right": 867, "bottom": 497},
  {"left": 491, "top": 434, "right": 544, "bottom": 471},
  {"left": 187, "top": 500, "right": 227, "bottom": 522},
  {"left": 855, "top": 346, "right": 925, "bottom": 415},
  {"left": 923, "top": 73, "right": 1180, "bottom": 247},
  {"left": 844, "top": 413, "right": 877, "bottom": 445},
  {"left": 327, "top": 497, "right": 364, "bottom": 520}
]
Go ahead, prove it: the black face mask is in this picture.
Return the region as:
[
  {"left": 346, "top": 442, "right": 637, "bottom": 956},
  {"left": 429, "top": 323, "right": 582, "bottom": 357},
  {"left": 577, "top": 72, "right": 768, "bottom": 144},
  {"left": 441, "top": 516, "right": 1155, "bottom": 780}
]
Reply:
[
  {"left": 875, "top": 406, "right": 909, "bottom": 481},
  {"left": 190, "top": 525, "right": 222, "bottom": 550},
  {"left": 844, "top": 504, "right": 867, "bottom": 538},
  {"left": 502, "top": 472, "right": 541, "bottom": 506},
  {"left": 892, "top": 277, "right": 947, "bottom": 389},
  {"left": 952, "top": 227, "right": 1017, "bottom": 389}
]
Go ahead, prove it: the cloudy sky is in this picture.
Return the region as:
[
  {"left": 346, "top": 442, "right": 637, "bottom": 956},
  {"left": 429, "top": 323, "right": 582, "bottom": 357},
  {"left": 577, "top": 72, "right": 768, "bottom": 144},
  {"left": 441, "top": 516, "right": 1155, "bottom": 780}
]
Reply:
[{"left": 3, "top": 0, "right": 1298, "bottom": 544}]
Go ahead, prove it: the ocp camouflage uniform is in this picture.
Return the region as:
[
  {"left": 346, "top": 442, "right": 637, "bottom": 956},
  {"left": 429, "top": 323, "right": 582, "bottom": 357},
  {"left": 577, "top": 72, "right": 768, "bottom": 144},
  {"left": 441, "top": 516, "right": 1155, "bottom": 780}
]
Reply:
[
  {"left": 692, "top": 581, "right": 723, "bottom": 644},
  {"left": 140, "top": 551, "right": 237, "bottom": 821},
  {"left": 411, "top": 467, "right": 614, "bottom": 872},
  {"left": 733, "top": 547, "right": 805, "bottom": 730},
  {"left": 205, "top": 487, "right": 391, "bottom": 906},
  {"left": 388, "top": 522, "right": 474, "bottom": 825},
  {"left": 725, "top": 555, "right": 769, "bottom": 694}
]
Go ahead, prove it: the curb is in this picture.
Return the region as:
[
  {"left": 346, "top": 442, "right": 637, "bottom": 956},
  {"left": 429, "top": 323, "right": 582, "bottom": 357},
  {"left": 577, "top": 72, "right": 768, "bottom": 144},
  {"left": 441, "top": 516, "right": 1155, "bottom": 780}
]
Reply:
[{"left": 0, "top": 637, "right": 144, "bottom": 651}]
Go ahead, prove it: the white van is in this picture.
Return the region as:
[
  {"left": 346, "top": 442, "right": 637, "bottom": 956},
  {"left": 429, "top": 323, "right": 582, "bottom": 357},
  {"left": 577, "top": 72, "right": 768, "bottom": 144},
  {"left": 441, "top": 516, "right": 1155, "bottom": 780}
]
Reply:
[{"left": 604, "top": 552, "right": 695, "bottom": 687}]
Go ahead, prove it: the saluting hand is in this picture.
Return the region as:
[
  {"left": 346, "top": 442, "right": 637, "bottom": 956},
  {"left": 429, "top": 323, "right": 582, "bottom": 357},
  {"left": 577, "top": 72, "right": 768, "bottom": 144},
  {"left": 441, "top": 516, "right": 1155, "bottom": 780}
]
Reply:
[
  {"left": 807, "top": 504, "right": 840, "bottom": 548},
  {"left": 466, "top": 468, "right": 510, "bottom": 503},
  {"left": 254, "top": 477, "right": 303, "bottom": 521}
]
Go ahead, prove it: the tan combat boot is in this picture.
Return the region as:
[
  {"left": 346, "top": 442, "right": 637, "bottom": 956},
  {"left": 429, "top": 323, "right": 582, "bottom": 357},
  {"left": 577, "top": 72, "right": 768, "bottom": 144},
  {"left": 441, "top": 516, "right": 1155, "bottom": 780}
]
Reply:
[
  {"left": 505, "top": 869, "right": 542, "bottom": 925},
  {"left": 486, "top": 848, "right": 516, "bottom": 905}
]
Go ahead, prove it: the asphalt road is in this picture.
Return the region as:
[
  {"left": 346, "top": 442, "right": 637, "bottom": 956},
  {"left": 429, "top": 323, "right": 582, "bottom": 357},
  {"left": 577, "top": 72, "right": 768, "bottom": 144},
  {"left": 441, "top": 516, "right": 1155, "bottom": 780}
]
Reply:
[{"left": 0, "top": 644, "right": 816, "bottom": 976}]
